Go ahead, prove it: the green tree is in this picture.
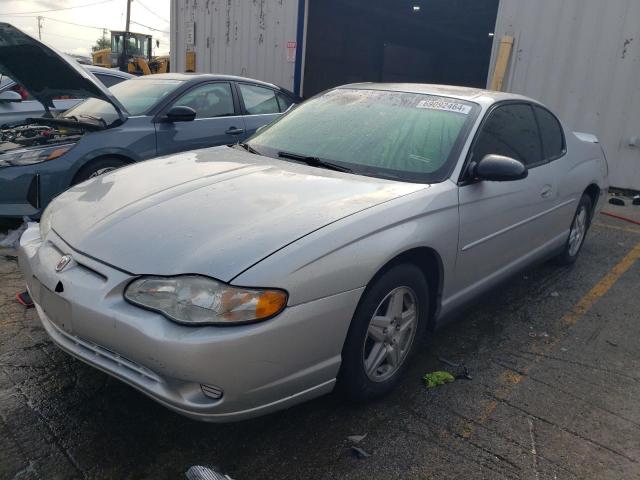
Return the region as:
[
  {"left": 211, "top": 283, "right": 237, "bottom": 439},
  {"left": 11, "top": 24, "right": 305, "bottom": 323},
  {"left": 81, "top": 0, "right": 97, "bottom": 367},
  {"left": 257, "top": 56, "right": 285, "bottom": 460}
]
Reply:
[{"left": 91, "top": 36, "right": 110, "bottom": 52}]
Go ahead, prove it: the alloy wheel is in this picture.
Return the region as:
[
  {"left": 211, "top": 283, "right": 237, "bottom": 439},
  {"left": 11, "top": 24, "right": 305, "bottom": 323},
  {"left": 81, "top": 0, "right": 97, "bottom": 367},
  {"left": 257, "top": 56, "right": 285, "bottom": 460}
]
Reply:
[
  {"left": 568, "top": 206, "right": 587, "bottom": 256},
  {"left": 362, "top": 286, "right": 418, "bottom": 382},
  {"left": 89, "top": 167, "right": 117, "bottom": 178}
]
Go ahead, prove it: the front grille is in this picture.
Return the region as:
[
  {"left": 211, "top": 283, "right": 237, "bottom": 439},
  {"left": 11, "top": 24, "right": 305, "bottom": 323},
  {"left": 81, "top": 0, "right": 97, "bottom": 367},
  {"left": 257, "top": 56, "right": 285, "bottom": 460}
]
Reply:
[{"left": 50, "top": 319, "right": 160, "bottom": 383}]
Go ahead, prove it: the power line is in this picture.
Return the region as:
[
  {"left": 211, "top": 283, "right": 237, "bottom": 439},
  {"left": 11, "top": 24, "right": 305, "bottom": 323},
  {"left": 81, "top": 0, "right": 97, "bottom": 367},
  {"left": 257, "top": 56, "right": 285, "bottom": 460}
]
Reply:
[
  {"left": 42, "top": 16, "right": 105, "bottom": 31},
  {"left": 129, "top": 20, "right": 168, "bottom": 34},
  {"left": 0, "top": 0, "right": 116, "bottom": 16},
  {"left": 44, "top": 31, "right": 96, "bottom": 43},
  {"left": 135, "top": 0, "right": 169, "bottom": 24}
]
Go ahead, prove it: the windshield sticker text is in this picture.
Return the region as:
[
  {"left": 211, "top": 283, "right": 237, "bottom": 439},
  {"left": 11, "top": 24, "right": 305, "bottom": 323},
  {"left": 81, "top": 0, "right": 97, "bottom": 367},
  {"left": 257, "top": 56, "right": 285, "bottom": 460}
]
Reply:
[{"left": 416, "top": 100, "right": 472, "bottom": 115}]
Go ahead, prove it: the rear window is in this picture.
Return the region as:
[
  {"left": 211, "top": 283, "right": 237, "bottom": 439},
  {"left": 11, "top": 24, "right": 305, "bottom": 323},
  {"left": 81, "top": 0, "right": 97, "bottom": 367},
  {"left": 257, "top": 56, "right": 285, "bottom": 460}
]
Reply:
[
  {"left": 534, "top": 105, "right": 565, "bottom": 160},
  {"left": 239, "top": 84, "right": 280, "bottom": 115}
]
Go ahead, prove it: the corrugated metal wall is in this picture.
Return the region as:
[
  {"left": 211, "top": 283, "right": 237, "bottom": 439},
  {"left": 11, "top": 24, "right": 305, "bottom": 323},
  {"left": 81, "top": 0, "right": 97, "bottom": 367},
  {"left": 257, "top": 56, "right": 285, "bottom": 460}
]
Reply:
[
  {"left": 489, "top": 0, "right": 640, "bottom": 189},
  {"left": 170, "top": 0, "right": 299, "bottom": 90}
]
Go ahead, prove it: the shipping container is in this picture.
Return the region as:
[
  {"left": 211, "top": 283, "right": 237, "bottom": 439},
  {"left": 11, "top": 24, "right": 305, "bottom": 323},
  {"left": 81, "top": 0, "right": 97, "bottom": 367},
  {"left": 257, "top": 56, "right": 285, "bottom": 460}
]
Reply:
[{"left": 171, "top": 0, "right": 640, "bottom": 189}]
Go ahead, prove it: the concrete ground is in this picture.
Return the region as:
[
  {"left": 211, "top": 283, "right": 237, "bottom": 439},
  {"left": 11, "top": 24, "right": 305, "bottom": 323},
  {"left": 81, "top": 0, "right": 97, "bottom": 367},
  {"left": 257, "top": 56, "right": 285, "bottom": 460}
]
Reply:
[{"left": 1, "top": 206, "right": 640, "bottom": 479}]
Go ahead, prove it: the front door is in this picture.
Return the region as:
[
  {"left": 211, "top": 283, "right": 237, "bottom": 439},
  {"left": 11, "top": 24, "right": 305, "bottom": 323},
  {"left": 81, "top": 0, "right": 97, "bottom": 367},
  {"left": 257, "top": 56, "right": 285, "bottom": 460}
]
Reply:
[
  {"left": 155, "top": 81, "right": 246, "bottom": 155},
  {"left": 454, "top": 102, "right": 558, "bottom": 300}
]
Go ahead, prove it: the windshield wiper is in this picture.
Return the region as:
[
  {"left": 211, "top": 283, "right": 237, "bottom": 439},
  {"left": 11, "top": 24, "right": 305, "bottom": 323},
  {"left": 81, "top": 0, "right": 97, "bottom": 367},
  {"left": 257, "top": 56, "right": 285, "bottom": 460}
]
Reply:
[
  {"left": 235, "top": 142, "right": 261, "bottom": 155},
  {"left": 278, "top": 151, "right": 352, "bottom": 173}
]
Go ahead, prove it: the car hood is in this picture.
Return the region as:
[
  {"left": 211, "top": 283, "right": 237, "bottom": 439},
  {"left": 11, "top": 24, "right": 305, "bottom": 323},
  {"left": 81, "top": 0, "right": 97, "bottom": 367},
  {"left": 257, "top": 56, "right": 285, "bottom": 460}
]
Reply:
[
  {"left": 0, "top": 23, "right": 127, "bottom": 116},
  {"left": 49, "top": 147, "right": 426, "bottom": 281}
]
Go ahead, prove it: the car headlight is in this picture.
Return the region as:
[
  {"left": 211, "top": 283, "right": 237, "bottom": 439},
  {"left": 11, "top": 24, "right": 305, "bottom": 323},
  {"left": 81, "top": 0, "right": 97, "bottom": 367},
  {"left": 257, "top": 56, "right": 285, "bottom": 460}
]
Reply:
[
  {"left": 0, "top": 143, "right": 75, "bottom": 167},
  {"left": 39, "top": 203, "right": 53, "bottom": 238},
  {"left": 124, "top": 275, "right": 288, "bottom": 326}
]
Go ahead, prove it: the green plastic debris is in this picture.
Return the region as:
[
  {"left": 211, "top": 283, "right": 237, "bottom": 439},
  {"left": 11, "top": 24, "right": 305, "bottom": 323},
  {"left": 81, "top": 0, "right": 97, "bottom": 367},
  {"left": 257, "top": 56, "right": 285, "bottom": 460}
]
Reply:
[{"left": 423, "top": 371, "right": 455, "bottom": 388}]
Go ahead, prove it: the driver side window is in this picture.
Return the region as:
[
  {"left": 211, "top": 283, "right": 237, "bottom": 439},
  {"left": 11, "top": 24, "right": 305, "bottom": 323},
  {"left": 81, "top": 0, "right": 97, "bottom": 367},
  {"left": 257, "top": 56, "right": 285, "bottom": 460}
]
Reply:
[
  {"left": 172, "top": 82, "right": 235, "bottom": 119},
  {"left": 473, "top": 103, "right": 543, "bottom": 167}
]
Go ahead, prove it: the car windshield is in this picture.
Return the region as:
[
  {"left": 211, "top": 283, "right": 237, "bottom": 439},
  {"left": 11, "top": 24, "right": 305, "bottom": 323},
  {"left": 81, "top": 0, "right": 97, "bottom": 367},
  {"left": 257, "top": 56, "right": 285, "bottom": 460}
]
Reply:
[
  {"left": 62, "top": 79, "right": 183, "bottom": 123},
  {"left": 248, "top": 88, "right": 479, "bottom": 183}
]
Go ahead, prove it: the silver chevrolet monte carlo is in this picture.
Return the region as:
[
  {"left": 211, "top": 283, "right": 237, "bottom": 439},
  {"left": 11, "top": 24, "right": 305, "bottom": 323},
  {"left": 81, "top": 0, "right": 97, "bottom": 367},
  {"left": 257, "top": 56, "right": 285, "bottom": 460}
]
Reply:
[{"left": 19, "top": 83, "right": 609, "bottom": 421}]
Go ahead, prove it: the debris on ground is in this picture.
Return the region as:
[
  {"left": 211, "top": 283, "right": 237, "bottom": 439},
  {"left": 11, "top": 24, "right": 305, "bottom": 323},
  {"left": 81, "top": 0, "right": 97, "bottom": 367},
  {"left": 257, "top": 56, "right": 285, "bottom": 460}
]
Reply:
[
  {"left": 438, "top": 356, "right": 460, "bottom": 368},
  {"left": 347, "top": 434, "right": 367, "bottom": 444},
  {"left": 529, "top": 331, "right": 550, "bottom": 339},
  {"left": 609, "top": 197, "right": 626, "bottom": 206},
  {"left": 185, "top": 465, "right": 234, "bottom": 480},
  {"left": 550, "top": 291, "right": 560, "bottom": 297},
  {"left": 0, "top": 218, "right": 30, "bottom": 249},
  {"left": 438, "top": 357, "right": 473, "bottom": 380},
  {"left": 350, "top": 446, "right": 371, "bottom": 459},
  {"left": 455, "top": 365, "right": 473, "bottom": 381},
  {"left": 423, "top": 371, "right": 455, "bottom": 388},
  {"left": 606, "top": 340, "right": 618, "bottom": 347},
  {"left": 16, "top": 291, "right": 34, "bottom": 308}
]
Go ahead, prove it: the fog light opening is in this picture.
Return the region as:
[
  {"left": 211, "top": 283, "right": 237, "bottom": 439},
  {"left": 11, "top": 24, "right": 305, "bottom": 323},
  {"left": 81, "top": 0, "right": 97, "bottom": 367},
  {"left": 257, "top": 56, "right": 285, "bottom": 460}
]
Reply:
[{"left": 201, "top": 384, "right": 223, "bottom": 400}]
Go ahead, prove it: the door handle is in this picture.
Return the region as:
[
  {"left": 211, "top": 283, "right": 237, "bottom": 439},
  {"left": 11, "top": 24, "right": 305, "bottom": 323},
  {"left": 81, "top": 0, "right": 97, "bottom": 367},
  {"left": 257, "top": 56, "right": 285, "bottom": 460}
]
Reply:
[
  {"left": 540, "top": 185, "right": 553, "bottom": 198},
  {"left": 225, "top": 127, "right": 245, "bottom": 135}
]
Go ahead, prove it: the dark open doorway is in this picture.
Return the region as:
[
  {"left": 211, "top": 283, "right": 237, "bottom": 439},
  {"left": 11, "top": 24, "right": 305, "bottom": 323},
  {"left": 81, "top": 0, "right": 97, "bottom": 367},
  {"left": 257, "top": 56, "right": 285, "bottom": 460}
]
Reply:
[{"left": 301, "top": 0, "right": 500, "bottom": 97}]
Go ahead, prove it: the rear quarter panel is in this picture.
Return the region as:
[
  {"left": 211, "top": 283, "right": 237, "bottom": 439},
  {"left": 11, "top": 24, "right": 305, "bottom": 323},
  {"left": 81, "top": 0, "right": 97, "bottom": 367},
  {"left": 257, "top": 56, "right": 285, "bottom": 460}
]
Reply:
[{"left": 553, "top": 130, "right": 609, "bottom": 228}]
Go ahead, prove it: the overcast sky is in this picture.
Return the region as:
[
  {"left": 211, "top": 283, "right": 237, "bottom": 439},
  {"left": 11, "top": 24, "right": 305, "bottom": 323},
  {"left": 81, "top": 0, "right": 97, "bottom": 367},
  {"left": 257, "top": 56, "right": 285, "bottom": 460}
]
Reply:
[{"left": 0, "top": 0, "right": 170, "bottom": 57}]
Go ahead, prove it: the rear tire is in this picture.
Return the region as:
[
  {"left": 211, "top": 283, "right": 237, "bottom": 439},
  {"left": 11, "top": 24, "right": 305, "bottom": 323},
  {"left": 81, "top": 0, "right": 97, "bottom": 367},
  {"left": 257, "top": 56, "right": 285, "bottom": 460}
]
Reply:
[
  {"left": 556, "top": 194, "right": 593, "bottom": 265},
  {"left": 338, "top": 263, "right": 429, "bottom": 402},
  {"left": 72, "top": 157, "right": 127, "bottom": 185}
]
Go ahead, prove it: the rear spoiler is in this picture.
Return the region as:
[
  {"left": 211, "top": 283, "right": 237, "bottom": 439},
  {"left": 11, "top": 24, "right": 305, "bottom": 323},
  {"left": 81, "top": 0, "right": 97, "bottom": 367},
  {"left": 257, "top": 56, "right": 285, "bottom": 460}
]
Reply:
[{"left": 574, "top": 132, "right": 599, "bottom": 143}]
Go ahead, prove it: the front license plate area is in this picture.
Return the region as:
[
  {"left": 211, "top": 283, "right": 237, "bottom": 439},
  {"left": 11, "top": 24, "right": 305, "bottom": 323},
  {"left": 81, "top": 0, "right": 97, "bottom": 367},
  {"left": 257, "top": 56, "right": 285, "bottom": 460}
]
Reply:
[{"left": 41, "top": 285, "right": 72, "bottom": 333}]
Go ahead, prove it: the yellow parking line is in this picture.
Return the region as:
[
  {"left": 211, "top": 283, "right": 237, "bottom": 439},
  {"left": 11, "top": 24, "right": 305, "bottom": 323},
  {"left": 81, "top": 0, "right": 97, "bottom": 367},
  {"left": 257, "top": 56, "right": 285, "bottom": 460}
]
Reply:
[
  {"left": 461, "top": 239, "right": 640, "bottom": 439},
  {"left": 562, "top": 241, "right": 640, "bottom": 326}
]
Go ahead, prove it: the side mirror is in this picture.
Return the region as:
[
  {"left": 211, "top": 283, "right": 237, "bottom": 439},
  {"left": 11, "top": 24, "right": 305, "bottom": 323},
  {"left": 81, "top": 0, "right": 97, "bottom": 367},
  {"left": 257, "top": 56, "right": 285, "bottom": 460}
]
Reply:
[
  {"left": 469, "top": 154, "right": 528, "bottom": 182},
  {"left": 165, "top": 105, "right": 196, "bottom": 122},
  {"left": 0, "top": 90, "right": 22, "bottom": 103}
]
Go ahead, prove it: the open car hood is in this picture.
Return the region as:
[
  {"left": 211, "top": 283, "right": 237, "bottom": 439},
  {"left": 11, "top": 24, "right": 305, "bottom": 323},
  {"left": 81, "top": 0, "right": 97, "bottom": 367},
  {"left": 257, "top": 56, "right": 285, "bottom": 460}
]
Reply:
[{"left": 0, "top": 23, "right": 127, "bottom": 118}]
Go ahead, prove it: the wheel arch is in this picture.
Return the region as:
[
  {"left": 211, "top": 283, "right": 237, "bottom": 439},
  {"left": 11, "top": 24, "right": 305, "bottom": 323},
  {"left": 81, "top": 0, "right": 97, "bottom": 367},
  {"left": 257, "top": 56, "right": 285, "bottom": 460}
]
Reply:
[
  {"left": 368, "top": 246, "right": 444, "bottom": 331},
  {"left": 583, "top": 183, "right": 600, "bottom": 221},
  {"left": 70, "top": 153, "right": 135, "bottom": 186}
]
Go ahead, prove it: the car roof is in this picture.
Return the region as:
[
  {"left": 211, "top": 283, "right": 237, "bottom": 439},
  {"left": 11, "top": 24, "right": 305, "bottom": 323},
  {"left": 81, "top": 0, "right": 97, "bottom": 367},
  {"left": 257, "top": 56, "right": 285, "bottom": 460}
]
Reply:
[
  {"left": 0, "top": 64, "right": 134, "bottom": 90},
  {"left": 340, "top": 82, "right": 535, "bottom": 106},
  {"left": 86, "top": 65, "right": 134, "bottom": 79},
  {"left": 131, "top": 72, "right": 284, "bottom": 90}
]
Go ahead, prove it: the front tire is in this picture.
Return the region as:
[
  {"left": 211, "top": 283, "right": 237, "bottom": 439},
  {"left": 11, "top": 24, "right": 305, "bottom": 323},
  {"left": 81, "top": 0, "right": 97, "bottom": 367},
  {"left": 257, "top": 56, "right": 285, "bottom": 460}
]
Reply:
[
  {"left": 338, "top": 263, "right": 429, "bottom": 402},
  {"left": 556, "top": 194, "right": 593, "bottom": 265},
  {"left": 72, "top": 157, "right": 127, "bottom": 185}
]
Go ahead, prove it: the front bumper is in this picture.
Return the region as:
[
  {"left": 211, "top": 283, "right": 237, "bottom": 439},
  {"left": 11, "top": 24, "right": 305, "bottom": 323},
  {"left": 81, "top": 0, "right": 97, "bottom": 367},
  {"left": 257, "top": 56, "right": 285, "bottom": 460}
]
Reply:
[
  {"left": 18, "top": 225, "right": 363, "bottom": 422},
  {"left": 0, "top": 158, "right": 73, "bottom": 218}
]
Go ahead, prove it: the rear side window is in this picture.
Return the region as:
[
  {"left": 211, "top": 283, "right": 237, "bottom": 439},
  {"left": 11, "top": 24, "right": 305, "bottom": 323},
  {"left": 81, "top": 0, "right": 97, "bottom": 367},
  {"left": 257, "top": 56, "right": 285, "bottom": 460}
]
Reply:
[
  {"left": 534, "top": 105, "right": 565, "bottom": 160},
  {"left": 276, "top": 92, "right": 294, "bottom": 112},
  {"left": 473, "top": 103, "right": 542, "bottom": 167},
  {"left": 239, "top": 84, "right": 279, "bottom": 115},
  {"left": 95, "top": 73, "right": 126, "bottom": 88}
]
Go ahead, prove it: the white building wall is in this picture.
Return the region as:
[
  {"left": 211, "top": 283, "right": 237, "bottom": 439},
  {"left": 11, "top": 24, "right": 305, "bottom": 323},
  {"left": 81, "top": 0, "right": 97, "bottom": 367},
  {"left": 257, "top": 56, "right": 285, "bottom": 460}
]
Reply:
[
  {"left": 490, "top": 0, "right": 640, "bottom": 190},
  {"left": 171, "top": 0, "right": 299, "bottom": 90}
]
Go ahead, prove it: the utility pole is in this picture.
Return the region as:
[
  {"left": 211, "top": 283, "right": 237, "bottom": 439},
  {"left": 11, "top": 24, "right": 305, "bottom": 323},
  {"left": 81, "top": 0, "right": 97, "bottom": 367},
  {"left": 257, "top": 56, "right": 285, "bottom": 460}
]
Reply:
[
  {"left": 37, "top": 16, "right": 43, "bottom": 40},
  {"left": 120, "top": 0, "right": 132, "bottom": 72}
]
